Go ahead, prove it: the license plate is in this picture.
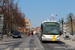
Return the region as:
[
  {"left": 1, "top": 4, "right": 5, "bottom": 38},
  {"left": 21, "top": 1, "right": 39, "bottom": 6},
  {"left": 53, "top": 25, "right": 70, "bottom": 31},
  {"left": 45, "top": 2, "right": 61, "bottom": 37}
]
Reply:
[{"left": 15, "top": 36, "right": 18, "bottom": 37}]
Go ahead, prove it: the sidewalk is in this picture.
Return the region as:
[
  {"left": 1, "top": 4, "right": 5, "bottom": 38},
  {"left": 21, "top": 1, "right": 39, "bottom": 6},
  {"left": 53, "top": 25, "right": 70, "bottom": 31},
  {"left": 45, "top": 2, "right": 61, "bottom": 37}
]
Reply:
[
  {"left": 0, "top": 35, "right": 24, "bottom": 49},
  {"left": 0, "top": 35, "right": 45, "bottom": 50},
  {"left": 60, "top": 34, "right": 75, "bottom": 48},
  {"left": 0, "top": 35, "right": 13, "bottom": 49}
]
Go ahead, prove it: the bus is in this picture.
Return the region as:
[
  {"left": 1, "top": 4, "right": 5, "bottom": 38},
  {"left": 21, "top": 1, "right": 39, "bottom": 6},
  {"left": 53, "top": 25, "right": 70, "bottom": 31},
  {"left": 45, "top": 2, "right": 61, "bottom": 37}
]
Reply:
[{"left": 40, "top": 21, "right": 61, "bottom": 42}]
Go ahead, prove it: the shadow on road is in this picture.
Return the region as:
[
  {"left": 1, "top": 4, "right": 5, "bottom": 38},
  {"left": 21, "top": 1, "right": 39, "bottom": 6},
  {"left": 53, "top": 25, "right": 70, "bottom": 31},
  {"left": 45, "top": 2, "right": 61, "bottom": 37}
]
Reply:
[
  {"left": 12, "top": 37, "right": 23, "bottom": 39},
  {"left": 42, "top": 41, "right": 65, "bottom": 44}
]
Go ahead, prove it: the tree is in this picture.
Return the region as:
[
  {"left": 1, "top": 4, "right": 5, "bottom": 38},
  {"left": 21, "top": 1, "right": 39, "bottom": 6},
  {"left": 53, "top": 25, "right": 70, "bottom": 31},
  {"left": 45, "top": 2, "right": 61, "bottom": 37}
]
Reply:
[
  {"left": 0, "top": 0, "right": 25, "bottom": 35},
  {"left": 66, "top": 13, "right": 74, "bottom": 35}
]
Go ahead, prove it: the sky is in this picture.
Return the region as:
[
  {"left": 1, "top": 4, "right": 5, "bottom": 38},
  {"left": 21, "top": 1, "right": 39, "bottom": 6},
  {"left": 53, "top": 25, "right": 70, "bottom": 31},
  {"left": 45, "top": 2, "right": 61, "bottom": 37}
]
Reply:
[{"left": 14, "top": 0, "right": 75, "bottom": 28}]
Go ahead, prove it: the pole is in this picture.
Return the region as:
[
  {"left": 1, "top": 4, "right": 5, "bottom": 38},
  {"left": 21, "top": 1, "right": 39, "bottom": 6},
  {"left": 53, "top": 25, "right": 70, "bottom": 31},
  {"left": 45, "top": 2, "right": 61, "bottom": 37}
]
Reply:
[
  {"left": 71, "top": 17, "right": 73, "bottom": 35},
  {"left": 1, "top": 28, "right": 3, "bottom": 39},
  {"left": 62, "top": 18, "right": 63, "bottom": 34},
  {"left": 69, "top": 13, "right": 73, "bottom": 35},
  {"left": 10, "top": 23, "right": 11, "bottom": 37},
  {"left": 7, "top": 22, "right": 8, "bottom": 37}
]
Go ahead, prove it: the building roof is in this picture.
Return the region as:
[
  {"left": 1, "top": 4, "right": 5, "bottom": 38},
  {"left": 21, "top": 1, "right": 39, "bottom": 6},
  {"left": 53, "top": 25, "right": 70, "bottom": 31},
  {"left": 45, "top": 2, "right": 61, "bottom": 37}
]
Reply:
[{"left": 36, "top": 27, "right": 40, "bottom": 29}]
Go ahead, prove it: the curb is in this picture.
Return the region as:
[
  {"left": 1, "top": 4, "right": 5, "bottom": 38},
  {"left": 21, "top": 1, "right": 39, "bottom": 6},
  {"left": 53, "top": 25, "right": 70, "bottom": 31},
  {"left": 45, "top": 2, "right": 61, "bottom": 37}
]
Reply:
[{"left": 35, "top": 35, "right": 45, "bottom": 50}]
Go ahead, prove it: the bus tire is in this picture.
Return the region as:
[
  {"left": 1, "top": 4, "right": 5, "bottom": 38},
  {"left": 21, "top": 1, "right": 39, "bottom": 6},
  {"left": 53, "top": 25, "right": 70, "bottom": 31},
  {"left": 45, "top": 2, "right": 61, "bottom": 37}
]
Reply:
[{"left": 40, "top": 38, "right": 43, "bottom": 42}]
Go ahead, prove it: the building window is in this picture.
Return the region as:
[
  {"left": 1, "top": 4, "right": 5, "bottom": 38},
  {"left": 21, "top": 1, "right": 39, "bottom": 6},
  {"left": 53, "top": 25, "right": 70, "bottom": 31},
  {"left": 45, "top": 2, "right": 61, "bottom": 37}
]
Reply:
[
  {"left": 28, "top": 29, "right": 29, "bottom": 31},
  {"left": 25, "top": 22, "right": 28, "bottom": 24},
  {"left": 26, "top": 25, "right": 29, "bottom": 27},
  {"left": 26, "top": 25, "right": 30, "bottom": 27},
  {"left": 26, "top": 25, "right": 28, "bottom": 27},
  {"left": 27, "top": 22, "right": 28, "bottom": 24},
  {"left": 29, "top": 25, "right": 30, "bottom": 27}
]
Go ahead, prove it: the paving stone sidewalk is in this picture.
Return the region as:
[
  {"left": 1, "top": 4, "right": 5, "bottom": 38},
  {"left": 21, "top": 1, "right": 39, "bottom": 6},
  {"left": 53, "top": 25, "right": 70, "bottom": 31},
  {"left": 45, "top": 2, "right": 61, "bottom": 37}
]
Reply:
[
  {"left": 0, "top": 35, "right": 24, "bottom": 49},
  {"left": 60, "top": 35, "right": 75, "bottom": 48}
]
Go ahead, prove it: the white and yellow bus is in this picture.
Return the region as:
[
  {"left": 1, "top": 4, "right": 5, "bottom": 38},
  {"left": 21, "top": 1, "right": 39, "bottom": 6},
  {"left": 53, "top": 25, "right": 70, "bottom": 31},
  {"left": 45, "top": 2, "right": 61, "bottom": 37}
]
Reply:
[{"left": 40, "top": 21, "right": 61, "bottom": 42}]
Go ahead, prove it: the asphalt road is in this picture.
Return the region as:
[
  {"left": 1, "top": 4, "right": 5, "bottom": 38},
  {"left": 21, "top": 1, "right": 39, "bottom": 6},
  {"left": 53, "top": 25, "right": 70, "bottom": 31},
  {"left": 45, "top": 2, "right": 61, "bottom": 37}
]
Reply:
[
  {"left": 36, "top": 34, "right": 75, "bottom": 50},
  {"left": 3, "top": 35, "right": 39, "bottom": 50}
]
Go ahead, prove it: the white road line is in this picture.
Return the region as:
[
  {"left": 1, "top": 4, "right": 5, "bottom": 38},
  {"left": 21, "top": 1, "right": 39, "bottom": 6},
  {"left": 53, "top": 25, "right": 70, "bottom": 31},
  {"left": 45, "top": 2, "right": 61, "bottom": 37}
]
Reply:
[
  {"left": 34, "top": 48, "right": 39, "bottom": 50},
  {"left": 24, "top": 48, "right": 30, "bottom": 50},
  {"left": 4, "top": 47, "right": 39, "bottom": 50},
  {"left": 35, "top": 35, "right": 45, "bottom": 50},
  {"left": 14, "top": 48, "right": 20, "bottom": 50},
  {"left": 4, "top": 47, "right": 11, "bottom": 50}
]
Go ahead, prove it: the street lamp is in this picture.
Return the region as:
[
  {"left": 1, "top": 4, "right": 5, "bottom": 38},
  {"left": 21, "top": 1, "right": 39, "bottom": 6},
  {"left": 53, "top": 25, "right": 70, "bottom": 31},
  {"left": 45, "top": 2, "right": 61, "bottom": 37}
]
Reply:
[
  {"left": 62, "top": 18, "right": 64, "bottom": 34},
  {"left": 69, "top": 13, "right": 73, "bottom": 35}
]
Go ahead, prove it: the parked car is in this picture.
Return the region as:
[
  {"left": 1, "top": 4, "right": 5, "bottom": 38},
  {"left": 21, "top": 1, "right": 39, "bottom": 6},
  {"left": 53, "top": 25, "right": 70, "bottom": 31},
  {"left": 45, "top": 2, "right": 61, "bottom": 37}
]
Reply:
[{"left": 12, "top": 31, "right": 21, "bottom": 38}]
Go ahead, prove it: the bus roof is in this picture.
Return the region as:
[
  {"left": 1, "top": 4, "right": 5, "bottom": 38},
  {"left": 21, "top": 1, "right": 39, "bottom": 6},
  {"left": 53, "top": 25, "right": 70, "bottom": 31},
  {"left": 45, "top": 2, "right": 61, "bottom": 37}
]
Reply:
[{"left": 41, "top": 21, "right": 59, "bottom": 24}]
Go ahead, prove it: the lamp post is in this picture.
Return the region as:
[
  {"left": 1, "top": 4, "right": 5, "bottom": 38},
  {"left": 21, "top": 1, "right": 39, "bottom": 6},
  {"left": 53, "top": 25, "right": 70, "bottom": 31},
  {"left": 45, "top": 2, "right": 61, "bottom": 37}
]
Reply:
[
  {"left": 69, "top": 13, "right": 73, "bottom": 35},
  {"left": 7, "top": 17, "right": 9, "bottom": 37},
  {"left": 62, "top": 18, "right": 64, "bottom": 34},
  {"left": 9, "top": 20, "right": 12, "bottom": 37}
]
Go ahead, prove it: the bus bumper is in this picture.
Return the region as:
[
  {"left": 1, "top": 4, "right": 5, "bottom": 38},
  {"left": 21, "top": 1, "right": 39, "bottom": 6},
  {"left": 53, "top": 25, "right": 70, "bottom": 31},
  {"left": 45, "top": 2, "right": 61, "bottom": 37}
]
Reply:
[{"left": 42, "top": 38, "right": 60, "bottom": 41}]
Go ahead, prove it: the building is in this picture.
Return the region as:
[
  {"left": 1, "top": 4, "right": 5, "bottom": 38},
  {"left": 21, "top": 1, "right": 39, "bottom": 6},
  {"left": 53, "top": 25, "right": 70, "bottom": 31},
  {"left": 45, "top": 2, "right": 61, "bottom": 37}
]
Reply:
[
  {"left": 64, "top": 19, "right": 75, "bottom": 34},
  {"left": 31, "top": 27, "right": 36, "bottom": 31},
  {"left": 36, "top": 27, "right": 41, "bottom": 33},
  {"left": 25, "top": 17, "right": 31, "bottom": 33},
  {"left": 60, "top": 24, "right": 67, "bottom": 33},
  {"left": 31, "top": 27, "right": 41, "bottom": 33},
  {"left": 36, "top": 27, "right": 40, "bottom": 31}
]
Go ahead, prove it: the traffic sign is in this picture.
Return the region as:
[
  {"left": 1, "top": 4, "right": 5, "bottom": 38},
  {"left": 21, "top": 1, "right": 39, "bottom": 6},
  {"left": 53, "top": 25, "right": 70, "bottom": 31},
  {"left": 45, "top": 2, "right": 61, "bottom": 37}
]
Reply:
[
  {"left": 0, "top": 22, "right": 3, "bottom": 24},
  {"left": 0, "top": 14, "right": 4, "bottom": 28}
]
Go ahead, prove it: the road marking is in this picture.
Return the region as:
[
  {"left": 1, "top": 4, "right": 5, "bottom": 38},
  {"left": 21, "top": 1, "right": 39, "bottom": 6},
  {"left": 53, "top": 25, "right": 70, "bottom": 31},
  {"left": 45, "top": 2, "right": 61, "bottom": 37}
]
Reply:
[
  {"left": 24, "top": 48, "right": 30, "bottom": 50},
  {"left": 14, "top": 48, "right": 20, "bottom": 50},
  {"left": 52, "top": 35, "right": 56, "bottom": 41},
  {"left": 4, "top": 47, "right": 11, "bottom": 50},
  {"left": 34, "top": 47, "right": 39, "bottom": 50},
  {"left": 4, "top": 47, "right": 39, "bottom": 50}
]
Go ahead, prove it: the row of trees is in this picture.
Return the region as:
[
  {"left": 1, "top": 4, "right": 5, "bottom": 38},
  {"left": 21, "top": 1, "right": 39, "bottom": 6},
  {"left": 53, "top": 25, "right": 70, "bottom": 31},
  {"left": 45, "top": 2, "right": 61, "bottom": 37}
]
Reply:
[
  {"left": 0, "top": 0, "right": 25, "bottom": 34},
  {"left": 59, "top": 13, "right": 75, "bottom": 35},
  {"left": 66, "top": 13, "right": 75, "bottom": 22}
]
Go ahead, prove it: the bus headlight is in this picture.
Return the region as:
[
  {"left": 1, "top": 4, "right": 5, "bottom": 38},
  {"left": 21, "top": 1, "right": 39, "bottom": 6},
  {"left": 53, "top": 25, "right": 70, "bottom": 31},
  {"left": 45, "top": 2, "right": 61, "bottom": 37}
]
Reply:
[
  {"left": 42, "top": 35, "right": 45, "bottom": 38},
  {"left": 57, "top": 36, "right": 60, "bottom": 38}
]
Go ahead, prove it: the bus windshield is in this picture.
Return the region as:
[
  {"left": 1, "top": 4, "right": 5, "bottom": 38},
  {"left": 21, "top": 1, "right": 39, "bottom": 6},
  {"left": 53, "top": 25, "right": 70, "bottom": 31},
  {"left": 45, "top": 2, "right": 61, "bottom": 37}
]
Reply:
[{"left": 43, "top": 22, "right": 59, "bottom": 35}]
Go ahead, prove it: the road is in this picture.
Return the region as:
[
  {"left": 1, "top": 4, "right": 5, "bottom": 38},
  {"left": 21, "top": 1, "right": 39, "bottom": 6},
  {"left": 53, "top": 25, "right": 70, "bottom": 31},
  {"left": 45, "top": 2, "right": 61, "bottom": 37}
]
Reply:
[
  {"left": 36, "top": 33, "right": 75, "bottom": 50},
  {"left": 0, "top": 34, "right": 75, "bottom": 50},
  {"left": 0, "top": 35, "right": 40, "bottom": 50}
]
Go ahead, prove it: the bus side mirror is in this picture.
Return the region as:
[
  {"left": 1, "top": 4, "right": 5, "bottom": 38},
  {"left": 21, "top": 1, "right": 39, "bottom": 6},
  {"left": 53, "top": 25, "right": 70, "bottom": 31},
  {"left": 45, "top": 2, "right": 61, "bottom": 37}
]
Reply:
[
  {"left": 60, "top": 33, "right": 61, "bottom": 36},
  {"left": 41, "top": 24, "right": 43, "bottom": 31},
  {"left": 60, "top": 31, "right": 62, "bottom": 35},
  {"left": 41, "top": 25, "right": 42, "bottom": 29}
]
